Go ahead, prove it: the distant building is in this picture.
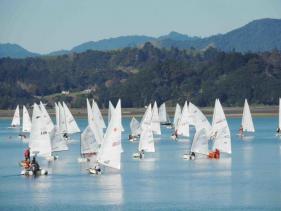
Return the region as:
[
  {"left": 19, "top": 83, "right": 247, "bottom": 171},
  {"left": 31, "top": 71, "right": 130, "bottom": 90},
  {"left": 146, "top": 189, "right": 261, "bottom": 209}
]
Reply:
[{"left": 61, "top": 90, "right": 69, "bottom": 95}]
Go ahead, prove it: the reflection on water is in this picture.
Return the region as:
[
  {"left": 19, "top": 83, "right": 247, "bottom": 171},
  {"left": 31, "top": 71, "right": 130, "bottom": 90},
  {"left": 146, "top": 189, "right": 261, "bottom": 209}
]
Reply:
[{"left": 1, "top": 117, "right": 281, "bottom": 209}]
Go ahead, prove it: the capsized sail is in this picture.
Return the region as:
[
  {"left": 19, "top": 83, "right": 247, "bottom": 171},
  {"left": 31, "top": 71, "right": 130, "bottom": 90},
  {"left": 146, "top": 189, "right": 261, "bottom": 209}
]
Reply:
[
  {"left": 11, "top": 105, "right": 20, "bottom": 127},
  {"left": 241, "top": 99, "right": 255, "bottom": 132}
]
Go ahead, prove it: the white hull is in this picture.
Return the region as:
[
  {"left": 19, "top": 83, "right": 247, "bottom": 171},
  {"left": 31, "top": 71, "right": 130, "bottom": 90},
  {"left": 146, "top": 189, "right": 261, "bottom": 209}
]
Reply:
[
  {"left": 21, "top": 169, "right": 48, "bottom": 176},
  {"left": 88, "top": 168, "right": 101, "bottom": 175}
]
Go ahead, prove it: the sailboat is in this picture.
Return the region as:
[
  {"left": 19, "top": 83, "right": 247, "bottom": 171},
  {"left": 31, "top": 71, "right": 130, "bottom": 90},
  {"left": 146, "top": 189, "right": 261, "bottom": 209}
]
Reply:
[
  {"left": 19, "top": 105, "right": 32, "bottom": 142},
  {"left": 188, "top": 102, "right": 211, "bottom": 133},
  {"left": 183, "top": 128, "right": 209, "bottom": 160},
  {"left": 108, "top": 100, "right": 114, "bottom": 125},
  {"left": 129, "top": 117, "right": 141, "bottom": 142},
  {"left": 173, "top": 103, "right": 182, "bottom": 129},
  {"left": 78, "top": 99, "right": 103, "bottom": 163},
  {"left": 92, "top": 100, "right": 106, "bottom": 129},
  {"left": 277, "top": 98, "right": 281, "bottom": 135},
  {"left": 151, "top": 101, "right": 161, "bottom": 135},
  {"left": 89, "top": 105, "right": 122, "bottom": 174},
  {"left": 11, "top": 105, "right": 20, "bottom": 128},
  {"left": 23, "top": 103, "right": 51, "bottom": 175},
  {"left": 209, "top": 99, "right": 231, "bottom": 156},
  {"left": 63, "top": 102, "right": 80, "bottom": 135},
  {"left": 40, "top": 101, "right": 54, "bottom": 133},
  {"left": 173, "top": 101, "right": 189, "bottom": 140},
  {"left": 159, "top": 103, "right": 172, "bottom": 127},
  {"left": 241, "top": 99, "right": 255, "bottom": 135},
  {"left": 133, "top": 104, "right": 154, "bottom": 158}
]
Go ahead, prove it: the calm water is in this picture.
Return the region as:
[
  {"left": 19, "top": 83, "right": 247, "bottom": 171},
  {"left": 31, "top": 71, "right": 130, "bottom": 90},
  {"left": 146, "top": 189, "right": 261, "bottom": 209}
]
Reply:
[{"left": 0, "top": 116, "right": 281, "bottom": 210}]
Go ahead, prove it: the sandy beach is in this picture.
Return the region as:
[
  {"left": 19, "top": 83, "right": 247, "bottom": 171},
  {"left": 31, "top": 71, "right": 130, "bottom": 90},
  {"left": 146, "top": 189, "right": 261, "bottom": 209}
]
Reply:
[{"left": 0, "top": 105, "right": 278, "bottom": 119}]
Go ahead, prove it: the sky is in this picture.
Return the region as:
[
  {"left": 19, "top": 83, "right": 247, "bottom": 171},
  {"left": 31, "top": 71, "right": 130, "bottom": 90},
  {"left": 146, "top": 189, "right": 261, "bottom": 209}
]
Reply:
[{"left": 0, "top": 0, "right": 281, "bottom": 54}]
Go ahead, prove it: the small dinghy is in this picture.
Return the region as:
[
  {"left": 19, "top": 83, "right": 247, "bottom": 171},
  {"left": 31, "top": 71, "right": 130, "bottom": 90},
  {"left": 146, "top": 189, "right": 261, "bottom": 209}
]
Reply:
[{"left": 20, "top": 168, "right": 48, "bottom": 176}]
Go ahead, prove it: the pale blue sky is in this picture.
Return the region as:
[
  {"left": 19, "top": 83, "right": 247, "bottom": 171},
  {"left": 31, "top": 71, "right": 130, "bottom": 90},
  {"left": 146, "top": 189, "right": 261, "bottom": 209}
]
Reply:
[{"left": 0, "top": 0, "right": 280, "bottom": 53}]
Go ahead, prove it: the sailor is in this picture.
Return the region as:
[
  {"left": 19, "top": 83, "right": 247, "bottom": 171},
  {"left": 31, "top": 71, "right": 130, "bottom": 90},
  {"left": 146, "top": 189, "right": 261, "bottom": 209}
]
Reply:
[
  {"left": 23, "top": 158, "right": 31, "bottom": 169},
  {"left": 276, "top": 127, "right": 281, "bottom": 134},
  {"left": 24, "top": 147, "right": 30, "bottom": 161},
  {"left": 128, "top": 134, "right": 133, "bottom": 141},
  {"left": 239, "top": 125, "right": 243, "bottom": 136},
  {"left": 94, "top": 164, "right": 101, "bottom": 174},
  {"left": 31, "top": 157, "right": 40, "bottom": 174},
  {"left": 190, "top": 152, "right": 195, "bottom": 160},
  {"left": 139, "top": 149, "right": 144, "bottom": 159}
]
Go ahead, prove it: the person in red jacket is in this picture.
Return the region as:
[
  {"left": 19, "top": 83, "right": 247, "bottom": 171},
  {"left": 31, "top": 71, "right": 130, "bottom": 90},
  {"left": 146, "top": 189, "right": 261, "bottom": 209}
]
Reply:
[{"left": 24, "top": 148, "right": 30, "bottom": 161}]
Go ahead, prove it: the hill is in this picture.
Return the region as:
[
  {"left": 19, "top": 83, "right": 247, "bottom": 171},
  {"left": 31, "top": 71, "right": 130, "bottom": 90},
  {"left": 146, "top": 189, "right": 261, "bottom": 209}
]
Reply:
[
  {"left": 0, "top": 43, "right": 38, "bottom": 58},
  {"left": 0, "top": 44, "right": 281, "bottom": 109}
]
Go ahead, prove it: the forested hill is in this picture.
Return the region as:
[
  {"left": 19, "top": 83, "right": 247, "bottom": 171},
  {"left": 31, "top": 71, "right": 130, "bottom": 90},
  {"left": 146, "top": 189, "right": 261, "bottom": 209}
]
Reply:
[{"left": 0, "top": 43, "right": 281, "bottom": 109}]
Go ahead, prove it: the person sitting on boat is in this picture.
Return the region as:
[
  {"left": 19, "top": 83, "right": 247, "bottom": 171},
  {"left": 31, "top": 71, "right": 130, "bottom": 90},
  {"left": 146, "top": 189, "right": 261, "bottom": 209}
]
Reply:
[
  {"left": 171, "top": 130, "right": 178, "bottom": 140},
  {"left": 24, "top": 147, "right": 30, "bottom": 161},
  {"left": 31, "top": 157, "right": 40, "bottom": 173},
  {"left": 189, "top": 152, "right": 196, "bottom": 160},
  {"left": 23, "top": 158, "right": 31, "bottom": 169},
  {"left": 276, "top": 127, "right": 281, "bottom": 134},
  {"left": 63, "top": 133, "right": 69, "bottom": 139},
  {"left": 139, "top": 150, "right": 144, "bottom": 159},
  {"left": 94, "top": 164, "right": 101, "bottom": 173},
  {"left": 208, "top": 148, "right": 220, "bottom": 159},
  {"left": 239, "top": 125, "right": 243, "bottom": 136}
]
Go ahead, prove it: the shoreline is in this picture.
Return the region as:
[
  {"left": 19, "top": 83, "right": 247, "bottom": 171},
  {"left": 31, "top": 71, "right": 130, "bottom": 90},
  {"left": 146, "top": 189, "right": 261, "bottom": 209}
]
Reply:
[{"left": 0, "top": 106, "right": 279, "bottom": 119}]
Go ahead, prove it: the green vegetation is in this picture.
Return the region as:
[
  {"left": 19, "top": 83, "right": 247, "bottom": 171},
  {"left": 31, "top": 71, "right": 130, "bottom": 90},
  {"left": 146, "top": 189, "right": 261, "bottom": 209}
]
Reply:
[{"left": 0, "top": 43, "right": 281, "bottom": 109}]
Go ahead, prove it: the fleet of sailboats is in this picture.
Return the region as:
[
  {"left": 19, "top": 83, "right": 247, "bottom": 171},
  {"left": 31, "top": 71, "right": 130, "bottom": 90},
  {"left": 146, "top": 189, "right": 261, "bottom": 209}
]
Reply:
[{"left": 13, "top": 96, "right": 280, "bottom": 176}]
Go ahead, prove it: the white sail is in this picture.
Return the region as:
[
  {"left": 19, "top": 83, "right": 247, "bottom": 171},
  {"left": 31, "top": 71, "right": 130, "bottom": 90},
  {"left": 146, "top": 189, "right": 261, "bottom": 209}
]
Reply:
[
  {"left": 139, "top": 104, "right": 155, "bottom": 152},
  {"left": 92, "top": 100, "right": 106, "bottom": 129},
  {"left": 151, "top": 101, "right": 161, "bottom": 135},
  {"left": 40, "top": 101, "right": 54, "bottom": 133},
  {"left": 80, "top": 125, "right": 100, "bottom": 154},
  {"left": 176, "top": 101, "right": 190, "bottom": 137},
  {"left": 241, "top": 99, "right": 255, "bottom": 132},
  {"left": 211, "top": 99, "right": 231, "bottom": 154},
  {"left": 130, "top": 117, "right": 141, "bottom": 136},
  {"left": 22, "top": 105, "right": 31, "bottom": 133},
  {"left": 63, "top": 102, "right": 80, "bottom": 134},
  {"left": 115, "top": 99, "right": 124, "bottom": 132},
  {"left": 108, "top": 101, "right": 114, "bottom": 125},
  {"left": 29, "top": 103, "right": 52, "bottom": 157},
  {"left": 190, "top": 128, "right": 209, "bottom": 155},
  {"left": 159, "top": 103, "right": 167, "bottom": 123},
  {"left": 87, "top": 99, "right": 94, "bottom": 127},
  {"left": 140, "top": 104, "right": 152, "bottom": 129},
  {"left": 279, "top": 98, "right": 281, "bottom": 129},
  {"left": 55, "top": 102, "right": 60, "bottom": 128},
  {"left": 97, "top": 110, "right": 122, "bottom": 170},
  {"left": 50, "top": 126, "right": 68, "bottom": 152},
  {"left": 173, "top": 103, "right": 182, "bottom": 128},
  {"left": 58, "top": 102, "right": 67, "bottom": 134},
  {"left": 188, "top": 102, "right": 211, "bottom": 133},
  {"left": 11, "top": 105, "right": 20, "bottom": 127}
]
